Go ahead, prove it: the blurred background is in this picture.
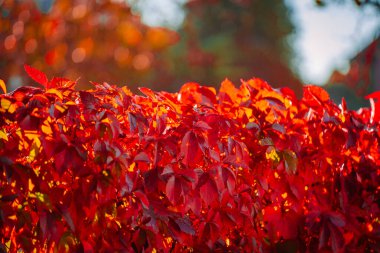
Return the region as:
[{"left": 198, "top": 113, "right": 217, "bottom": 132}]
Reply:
[{"left": 0, "top": 0, "right": 379, "bottom": 108}]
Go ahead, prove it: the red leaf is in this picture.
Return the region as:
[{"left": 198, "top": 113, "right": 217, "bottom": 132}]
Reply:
[
  {"left": 179, "top": 82, "right": 216, "bottom": 106},
  {"left": 328, "top": 222, "right": 344, "bottom": 252},
  {"left": 82, "top": 241, "right": 94, "bottom": 253},
  {"left": 128, "top": 113, "right": 137, "bottom": 132},
  {"left": 175, "top": 217, "right": 195, "bottom": 235},
  {"left": 9, "top": 86, "right": 42, "bottom": 102},
  {"left": 138, "top": 87, "right": 156, "bottom": 99},
  {"left": 272, "top": 123, "right": 285, "bottom": 134},
  {"left": 134, "top": 152, "right": 150, "bottom": 163},
  {"left": 180, "top": 131, "right": 199, "bottom": 166},
  {"left": 218, "top": 166, "right": 236, "bottom": 192},
  {"left": 328, "top": 212, "right": 346, "bottom": 227},
  {"left": 365, "top": 90, "right": 380, "bottom": 100},
  {"left": 54, "top": 147, "right": 85, "bottom": 175},
  {"left": 262, "top": 90, "right": 286, "bottom": 108},
  {"left": 178, "top": 82, "right": 200, "bottom": 104},
  {"left": 143, "top": 168, "right": 158, "bottom": 193},
  {"left": 61, "top": 207, "right": 75, "bottom": 232},
  {"left": 264, "top": 207, "right": 300, "bottom": 240},
  {"left": 187, "top": 194, "right": 202, "bottom": 216},
  {"left": 166, "top": 176, "right": 175, "bottom": 202},
  {"left": 134, "top": 191, "right": 150, "bottom": 209},
  {"left": 200, "top": 178, "right": 218, "bottom": 206},
  {"left": 24, "top": 64, "right": 48, "bottom": 88},
  {"left": 179, "top": 169, "right": 197, "bottom": 183},
  {"left": 194, "top": 120, "right": 212, "bottom": 130},
  {"left": 39, "top": 212, "right": 48, "bottom": 238},
  {"left": 79, "top": 91, "right": 98, "bottom": 110},
  {"left": 166, "top": 176, "right": 181, "bottom": 204},
  {"left": 50, "top": 77, "right": 76, "bottom": 89},
  {"left": 200, "top": 222, "right": 220, "bottom": 243},
  {"left": 161, "top": 165, "right": 174, "bottom": 177},
  {"left": 319, "top": 221, "right": 330, "bottom": 250},
  {"left": 280, "top": 86, "right": 297, "bottom": 101},
  {"left": 283, "top": 150, "right": 298, "bottom": 175},
  {"left": 365, "top": 91, "right": 380, "bottom": 122},
  {"left": 303, "top": 85, "right": 330, "bottom": 105},
  {"left": 124, "top": 173, "right": 134, "bottom": 193}
]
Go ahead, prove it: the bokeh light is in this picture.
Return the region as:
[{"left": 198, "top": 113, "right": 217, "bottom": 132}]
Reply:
[{"left": 0, "top": 0, "right": 179, "bottom": 90}]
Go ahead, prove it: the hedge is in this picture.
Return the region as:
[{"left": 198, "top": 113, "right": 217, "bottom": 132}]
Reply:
[{"left": 0, "top": 66, "right": 379, "bottom": 252}]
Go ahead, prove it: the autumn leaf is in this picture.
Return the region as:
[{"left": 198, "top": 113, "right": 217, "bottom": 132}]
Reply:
[
  {"left": 138, "top": 87, "right": 156, "bottom": 100},
  {"left": 134, "top": 191, "right": 150, "bottom": 209},
  {"left": 175, "top": 217, "right": 195, "bottom": 235},
  {"left": 24, "top": 64, "right": 49, "bottom": 88},
  {"left": 303, "top": 85, "right": 330, "bottom": 105},
  {"left": 180, "top": 130, "right": 199, "bottom": 166},
  {"left": 134, "top": 152, "right": 150, "bottom": 163},
  {"left": 365, "top": 91, "right": 380, "bottom": 122},
  {"left": 0, "top": 79, "right": 6, "bottom": 94},
  {"left": 166, "top": 175, "right": 181, "bottom": 204},
  {"left": 198, "top": 173, "right": 218, "bottom": 206},
  {"left": 283, "top": 149, "right": 297, "bottom": 175}
]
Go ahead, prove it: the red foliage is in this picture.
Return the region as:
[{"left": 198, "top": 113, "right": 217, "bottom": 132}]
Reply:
[{"left": 0, "top": 67, "right": 379, "bottom": 252}]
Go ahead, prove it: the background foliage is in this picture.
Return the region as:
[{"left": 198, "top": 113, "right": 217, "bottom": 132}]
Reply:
[
  {"left": 1, "top": 0, "right": 302, "bottom": 93},
  {"left": 0, "top": 0, "right": 178, "bottom": 90}
]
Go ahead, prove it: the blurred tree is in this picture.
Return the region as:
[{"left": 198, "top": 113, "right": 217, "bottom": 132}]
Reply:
[
  {"left": 156, "top": 0, "right": 303, "bottom": 95},
  {"left": 315, "top": 0, "right": 380, "bottom": 11},
  {"left": 0, "top": 0, "right": 178, "bottom": 90},
  {"left": 1, "top": 0, "right": 303, "bottom": 94}
]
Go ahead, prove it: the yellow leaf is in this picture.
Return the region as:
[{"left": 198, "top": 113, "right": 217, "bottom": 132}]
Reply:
[
  {"left": 28, "top": 178, "right": 35, "bottom": 191},
  {"left": 8, "top": 103, "right": 17, "bottom": 113},
  {"left": 0, "top": 129, "right": 8, "bottom": 141},
  {"left": 266, "top": 147, "right": 280, "bottom": 163},
  {"left": 8, "top": 215, "right": 17, "bottom": 221},
  {"left": 27, "top": 137, "right": 41, "bottom": 162},
  {"left": 65, "top": 101, "right": 76, "bottom": 105},
  {"left": 28, "top": 146, "right": 38, "bottom": 162},
  {"left": 41, "top": 120, "right": 53, "bottom": 135},
  {"left": 24, "top": 130, "right": 39, "bottom": 140},
  {"left": 46, "top": 88, "right": 63, "bottom": 99},
  {"left": 101, "top": 118, "right": 111, "bottom": 124},
  {"left": 5, "top": 240, "right": 11, "bottom": 250},
  {"left": 1, "top": 98, "right": 11, "bottom": 110},
  {"left": 35, "top": 192, "right": 45, "bottom": 202},
  {"left": 128, "top": 162, "right": 136, "bottom": 172},
  {"left": 0, "top": 79, "right": 6, "bottom": 94},
  {"left": 55, "top": 104, "right": 67, "bottom": 113},
  {"left": 34, "top": 192, "right": 53, "bottom": 210}
]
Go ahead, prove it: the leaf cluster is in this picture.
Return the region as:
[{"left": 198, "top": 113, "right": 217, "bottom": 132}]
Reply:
[{"left": 0, "top": 67, "right": 379, "bottom": 252}]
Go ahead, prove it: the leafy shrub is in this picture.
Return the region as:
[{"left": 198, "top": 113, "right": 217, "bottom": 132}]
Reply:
[{"left": 0, "top": 66, "right": 379, "bottom": 252}]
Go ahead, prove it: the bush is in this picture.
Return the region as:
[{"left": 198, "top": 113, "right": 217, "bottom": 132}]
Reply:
[{"left": 0, "top": 66, "right": 379, "bottom": 252}]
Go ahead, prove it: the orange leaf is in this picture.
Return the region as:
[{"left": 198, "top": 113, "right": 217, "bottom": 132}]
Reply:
[
  {"left": 0, "top": 79, "right": 6, "bottom": 94},
  {"left": 303, "top": 85, "right": 330, "bottom": 104}
]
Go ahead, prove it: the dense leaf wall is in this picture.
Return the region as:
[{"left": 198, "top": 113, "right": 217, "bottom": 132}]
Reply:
[{"left": 0, "top": 67, "right": 379, "bottom": 252}]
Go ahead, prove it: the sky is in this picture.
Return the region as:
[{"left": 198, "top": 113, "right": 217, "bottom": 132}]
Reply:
[
  {"left": 130, "top": 0, "right": 380, "bottom": 86},
  {"left": 288, "top": 0, "right": 380, "bottom": 85}
]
